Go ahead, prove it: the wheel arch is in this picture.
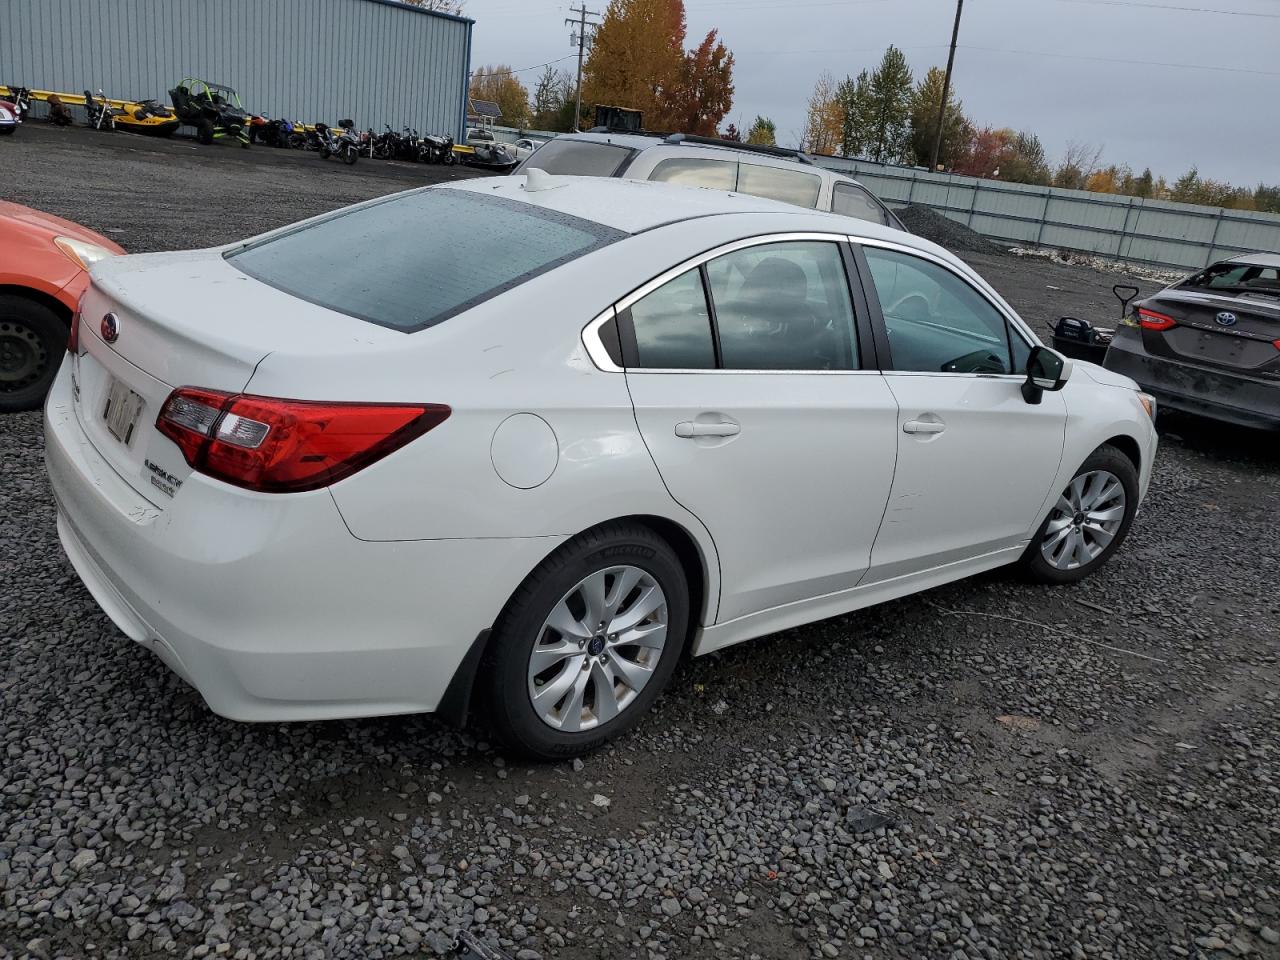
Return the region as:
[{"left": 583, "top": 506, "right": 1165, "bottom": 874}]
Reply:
[
  {"left": 0, "top": 283, "right": 75, "bottom": 325},
  {"left": 1102, "top": 433, "right": 1141, "bottom": 474},
  {"left": 435, "top": 512, "right": 716, "bottom": 729}
]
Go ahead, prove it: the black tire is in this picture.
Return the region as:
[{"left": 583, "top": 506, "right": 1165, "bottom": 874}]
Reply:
[
  {"left": 483, "top": 522, "right": 690, "bottom": 759},
  {"left": 196, "top": 118, "right": 214, "bottom": 145},
  {"left": 0, "top": 127, "right": 15, "bottom": 136},
  {"left": 0, "top": 295, "right": 66, "bottom": 413},
  {"left": 341, "top": 144, "right": 358, "bottom": 165},
  {"left": 318, "top": 146, "right": 330, "bottom": 160},
  {"left": 1018, "top": 443, "right": 1140, "bottom": 585}
]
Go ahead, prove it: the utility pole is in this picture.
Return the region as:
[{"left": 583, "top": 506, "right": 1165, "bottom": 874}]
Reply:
[
  {"left": 566, "top": 4, "right": 600, "bottom": 132},
  {"left": 930, "top": 0, "right": 964, "bottom": 172}
]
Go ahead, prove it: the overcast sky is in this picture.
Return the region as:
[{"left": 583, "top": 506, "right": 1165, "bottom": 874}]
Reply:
[{"left": 465, "top": 0, "right": 1279, "bottom": 187}]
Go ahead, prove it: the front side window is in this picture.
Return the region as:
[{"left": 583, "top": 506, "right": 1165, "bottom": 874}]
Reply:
[
  {"left": 705, "top": 241, "right": 858, "bottom": 370},
  {"left": 228, "top": 189, "right": 622, "bottom": 332},
  {"left": 863, "top": 247, "right": 1021, "bottom": 374},
  {"left": 832, "top": 182, "right": 890, "bottom": 226},
  {"left": 519, "top": 138, "right": 634, "bottom": 177},
  {"left": 735, "top": 163, "right": 822, "bottom": 208},
  {"left": 627, "top": 269, "right": 716, "bottom": 369},
  {"left": 649, "top": 157, "right": 737, "bottom": 191}
]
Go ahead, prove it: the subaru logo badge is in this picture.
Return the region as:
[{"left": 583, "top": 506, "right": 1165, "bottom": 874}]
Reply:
[
  {"left": 101, "top": 312, "right": 120, "bottom": 343},
  {"left": 1215, "top": 312, "right": 1238, "bottom": 327}
]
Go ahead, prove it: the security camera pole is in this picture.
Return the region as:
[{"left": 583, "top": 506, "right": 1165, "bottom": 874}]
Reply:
[
  {"left": 566, "top": 4, "right": 600, "bottom": 132},
  {"left": 930, "top": 0, "right": 965, "bottom": 172}
]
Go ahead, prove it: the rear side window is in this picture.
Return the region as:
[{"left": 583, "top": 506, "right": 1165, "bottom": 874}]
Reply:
[
  {"left": 227, "top": 190, "right": 623, "bottom": 332},
  {"left": 520, "top": 138, "right": 634, "bottom": 177},
  {"left": 1182, "top": 262, "right": 1280, "bottom": 294},
  {"left": 626, "top": 270, "right": 716, "bottom": 369},
  {"left": 650, "top": 157, "right": 737, "bottom": 191},
  {"left": 832, "top": 182, "right": 890, "bottom": 226},
  {"left": 735, "top": 163, "right": 822, "bottom": 208}
]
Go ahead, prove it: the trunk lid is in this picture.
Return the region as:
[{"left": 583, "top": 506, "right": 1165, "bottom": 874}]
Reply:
[
  {"left": 73, "top": 249, "right": 398, "bottom": 504},
  {"left": 1141, "top": 289, "right": 1280, "bottom": 373}
]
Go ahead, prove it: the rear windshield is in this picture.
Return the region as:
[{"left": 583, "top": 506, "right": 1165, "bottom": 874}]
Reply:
[
  {"left": 520, "top": 138, "right": 635, "bottom": 177},
  {"left": 227, "top": 189, "right": 623, "bottom": 331},
  {"left": 1181, "top": 261, "right": 1280, "bottom": 295}
]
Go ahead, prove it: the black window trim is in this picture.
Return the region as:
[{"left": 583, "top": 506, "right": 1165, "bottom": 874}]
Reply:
[{"left": 849, "top": 237, "right": 1038, "bottom": 378}]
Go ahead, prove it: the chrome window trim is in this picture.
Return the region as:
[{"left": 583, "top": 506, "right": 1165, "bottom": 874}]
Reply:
[
  {"left": 851, "top": 234, "right": 1041, "bottom": 354},
  {"left": 582, "top": 232, "right": 859, "bottom": 374}
]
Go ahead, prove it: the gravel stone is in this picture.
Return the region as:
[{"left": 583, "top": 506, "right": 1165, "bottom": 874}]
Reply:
[{"left": 0, "top": 123, "right": 1277, "bottom": 960}]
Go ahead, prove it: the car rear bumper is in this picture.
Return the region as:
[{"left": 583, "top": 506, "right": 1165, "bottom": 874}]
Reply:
[
  {"left": 44, "top": 361, "right": 562, "bottom": 721},
  {"left": 1104, "top": 331, "right": 1280, "bottom": 431}
]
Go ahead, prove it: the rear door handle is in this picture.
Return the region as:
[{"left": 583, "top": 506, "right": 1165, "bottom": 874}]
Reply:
[
  {"left": 903, "top": 419, "right": 946, "bottom": 435},
  {"left": 675, "top": 421, "right": 740, "bottom": 438}
]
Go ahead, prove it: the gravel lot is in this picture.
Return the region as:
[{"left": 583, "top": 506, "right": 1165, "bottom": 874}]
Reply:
[{"left": 2, "top": 126, "right": 1279, "bottom": 960}]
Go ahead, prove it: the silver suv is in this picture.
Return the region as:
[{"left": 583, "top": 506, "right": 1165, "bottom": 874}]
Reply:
[{"left": 514, "top": 131, "right": 906, "bottom": 231}]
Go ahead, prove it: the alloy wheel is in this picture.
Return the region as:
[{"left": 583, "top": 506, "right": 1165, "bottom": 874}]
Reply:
[
  {"left": 1040, "top": 469, "right": 1127, "bottom": 570},
  {"left": 527, "top": 565, "right": 668, "bottom": 733}
]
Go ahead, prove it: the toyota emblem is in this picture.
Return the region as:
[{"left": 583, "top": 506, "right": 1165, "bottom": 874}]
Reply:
[
  {"left": 101, "top": 312, "right": 120, "bottom": 342},
  {"left": 1215, "top": 312, "right": 1238, "bottom": 327}
]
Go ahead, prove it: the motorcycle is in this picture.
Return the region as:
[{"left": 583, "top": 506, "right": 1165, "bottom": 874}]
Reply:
[
  {"left": 422, "top": 133, "right": 456, "bottom": 165},
  {"left": 83, "top": 89, "right": 120, "bottom": 131},
  {"left": 316, "top": 119, "right": 360, "bottom": 165},
  {"left": 5, "top": 86, "right": 31, "bottom": 120},
  {"left": 249, "top": 115, "right": 295, "bottom": 148}
]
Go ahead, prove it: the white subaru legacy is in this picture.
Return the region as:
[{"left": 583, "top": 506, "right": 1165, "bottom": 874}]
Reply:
[{"left": 45, "top": 175, "right": 1158, "bottom": 758}]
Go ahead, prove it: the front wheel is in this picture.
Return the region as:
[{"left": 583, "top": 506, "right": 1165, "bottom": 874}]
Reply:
[
  {"left": 483, "top": 523, "right": 689, "bottom": 759},
  {"left": 341, "top": 144, "right": 358, "bottom": 165},
  {"left": 1019, "top": 444, "right": 1139, "bottom": 585}
]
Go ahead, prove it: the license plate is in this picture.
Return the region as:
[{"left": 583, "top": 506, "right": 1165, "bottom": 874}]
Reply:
[{"left": 103, "top": 376, "right": 145, "bottom": 446}]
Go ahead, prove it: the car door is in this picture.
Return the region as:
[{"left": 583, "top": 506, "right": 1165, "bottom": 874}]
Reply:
[
  {"left": 618, "top": 235, "right": 900, "bottom": 623},
  {"left": 855, "top": 241, "right": 1068, "bottom": 582}
]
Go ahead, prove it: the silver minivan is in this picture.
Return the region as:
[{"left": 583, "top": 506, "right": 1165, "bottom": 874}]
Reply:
[{"left": 514, "top": 131, "right": 907, "bottom": 232}]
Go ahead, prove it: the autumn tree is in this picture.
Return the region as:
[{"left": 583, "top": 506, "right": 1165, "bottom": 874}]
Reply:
[
  {"left": 1001, "top": 131, "right": 1051, "bottom": 186},
  {"left": 907, "top": 66, "right": 969, "bottom": 169},
  {"left": 581, "top": 0, "right": 734, "bottom": 133},
  {"left": 530, "top": 66, "right": 576, "bottom": 131},
  {"left": 745, "top": 116, "right": 776, "bottom": 146},
  {"left": 670, "top": 29, "right": 735, "bottom": 136},
  {"left": 722, "top": 123, "right": 741, "bottom": 141},
  {"left": 803, "top": 72, "right": 842, "bottom": 155},
  {"left": 1054, "top": 141, "right": 1103, "bottom": 190},
  {"left": 469, "top": 66, "right": 530, "bottom": 126},
  {"left": 1256, "top": 184, "right": 1280, "bottom": 214}
]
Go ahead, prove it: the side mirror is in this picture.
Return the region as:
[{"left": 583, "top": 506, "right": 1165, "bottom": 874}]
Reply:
[{"left": 1022, "top": 346, "right": 1073, "bottom": 404}]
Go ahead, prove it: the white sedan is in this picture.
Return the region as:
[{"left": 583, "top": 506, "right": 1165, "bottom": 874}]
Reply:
[{"left": 45, "top": 175, "right": 1158, "bottom": 758}]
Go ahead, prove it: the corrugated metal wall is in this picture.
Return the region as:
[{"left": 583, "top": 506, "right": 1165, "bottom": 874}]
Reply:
[
  {"left": 1, "top": 0, "right": 472, "bottom": 139},
  {"left": 811, "top": 156, "right": 1280, "bottom": 272}
]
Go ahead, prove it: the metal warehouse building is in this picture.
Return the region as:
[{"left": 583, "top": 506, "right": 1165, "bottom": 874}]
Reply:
[{"left": 2, "top": 0, "right": 473, "bottom": 139}]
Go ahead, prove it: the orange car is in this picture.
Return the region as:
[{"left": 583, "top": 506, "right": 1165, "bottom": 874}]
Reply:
[{"left": 0, "top": 202, "right": 125, "bottom": 411}]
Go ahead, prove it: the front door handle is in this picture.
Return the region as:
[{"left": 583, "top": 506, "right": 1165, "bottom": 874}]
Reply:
[
  {"left": 675, "top": 420, "right": 740, "bottom": 439},
  {"left": 903, "top": 419, "right": 946, "bottom": 435}
]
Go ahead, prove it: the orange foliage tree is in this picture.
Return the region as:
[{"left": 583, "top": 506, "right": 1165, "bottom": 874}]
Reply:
[{"left": 582, "top": 0, "right": 734, "bottom": 133}]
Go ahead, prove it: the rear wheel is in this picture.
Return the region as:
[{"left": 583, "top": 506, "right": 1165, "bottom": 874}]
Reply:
[
  {"left": 483, "top": 523, "right": 689, "bottom": 759},
  {"left": 0, "top": 295, "right": 65, "bottom": 413},
  {"left": 196, "top": 118, "right": 214, "bottom": 145},
  {"left": 1019, "top": 444, "right": 1139, "bottom": 584},
  {"left": 341, "top": 144, "right": 358, "bottom": 165}
]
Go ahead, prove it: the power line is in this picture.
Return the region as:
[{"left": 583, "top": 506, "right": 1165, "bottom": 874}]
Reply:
[
  {"left": 1052, "top": 0, "right": 1280, "bottom": 17},
  {"left": 472, "top": 55, "right": 577, "bottom": 78},
  {"left": 959, "top": 43, "right": 1280, "bottom": 77}
]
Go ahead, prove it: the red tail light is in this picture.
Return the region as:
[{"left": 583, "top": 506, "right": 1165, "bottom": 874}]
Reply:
[
  {"left": 156, "top": 388, "right": 450, "bottom": 493},
  {"left": 1137, "top": 308, "right": 1177, "bottom": 332},
  {"left": 67, "top": 312, "right": 79, "bottom": 353}
]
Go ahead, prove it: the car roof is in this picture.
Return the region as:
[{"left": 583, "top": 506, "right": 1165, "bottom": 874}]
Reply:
[
  {"left": 444, "top": 174, "right": 931, "bottom": 250},
  {"left": 1224, "top": 252, "right": 1280, "bottom": 268},
  {"left": 552, "top": 130, "right": 851, "bottom": 177}
]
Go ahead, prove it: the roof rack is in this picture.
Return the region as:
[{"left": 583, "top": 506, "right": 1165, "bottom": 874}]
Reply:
[
  {"left": 580, "top": 127, "right": 817, "bottom": 166},
  {"left": 662, "top": 133, "right": 817, "bottom": 166}
]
